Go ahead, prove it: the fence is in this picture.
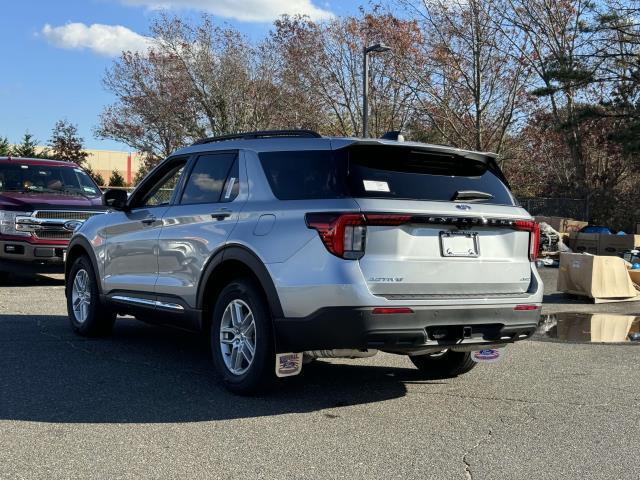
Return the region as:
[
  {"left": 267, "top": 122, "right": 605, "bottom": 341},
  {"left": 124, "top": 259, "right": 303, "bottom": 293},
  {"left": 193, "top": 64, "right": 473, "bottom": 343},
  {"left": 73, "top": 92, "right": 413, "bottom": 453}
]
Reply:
[{"left": 517, "top": 197, "right": 589, "bottom": 221}]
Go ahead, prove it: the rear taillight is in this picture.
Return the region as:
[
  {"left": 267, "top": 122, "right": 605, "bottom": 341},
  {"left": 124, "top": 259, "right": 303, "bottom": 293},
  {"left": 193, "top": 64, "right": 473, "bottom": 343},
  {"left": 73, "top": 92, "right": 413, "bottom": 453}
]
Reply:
[
  {"left": 305, "top": 213, "right": 367, "bottom": 259},
  {"left": 513, "top": 220, "right": 540, "bottom": 261},
  {"left": 306, "top": 212, "right": 414, "bottom": 259}
]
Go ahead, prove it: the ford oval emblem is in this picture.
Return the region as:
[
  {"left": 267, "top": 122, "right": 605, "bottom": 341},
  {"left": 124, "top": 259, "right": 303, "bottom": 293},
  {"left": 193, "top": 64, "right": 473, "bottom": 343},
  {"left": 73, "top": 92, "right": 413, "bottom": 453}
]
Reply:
[
  {"left": 455, "top": 204, "right": 472, "bottom": 211},
  {"left": 64, "top": 220, "right": 83, "bottom": 232}
]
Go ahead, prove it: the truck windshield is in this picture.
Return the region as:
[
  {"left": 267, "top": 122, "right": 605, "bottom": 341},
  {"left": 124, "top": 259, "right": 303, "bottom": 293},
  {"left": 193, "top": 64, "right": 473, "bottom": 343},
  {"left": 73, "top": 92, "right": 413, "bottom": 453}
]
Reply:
[{"left": 0, "top": 163, "right": 101, "bottom": 198}]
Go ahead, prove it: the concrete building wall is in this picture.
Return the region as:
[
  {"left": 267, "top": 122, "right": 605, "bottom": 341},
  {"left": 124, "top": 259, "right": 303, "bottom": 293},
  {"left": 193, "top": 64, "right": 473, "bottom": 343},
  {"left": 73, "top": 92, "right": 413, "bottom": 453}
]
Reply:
[
  {"left": 83, "top": 149, "right": 143, "bottom": 185},
  {"left": 30, "top": 146, "right": 143, "bottom": 186}
]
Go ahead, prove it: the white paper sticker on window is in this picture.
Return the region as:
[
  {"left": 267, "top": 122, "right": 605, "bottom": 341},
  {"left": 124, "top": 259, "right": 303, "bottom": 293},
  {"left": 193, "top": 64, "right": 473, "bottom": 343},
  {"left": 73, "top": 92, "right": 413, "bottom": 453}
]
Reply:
[
  {"left": 224, "top": 177, "right": 236, "bottom": 199},
  {"left": 363, "top": 180, "right": 390, "bottom": 192}
]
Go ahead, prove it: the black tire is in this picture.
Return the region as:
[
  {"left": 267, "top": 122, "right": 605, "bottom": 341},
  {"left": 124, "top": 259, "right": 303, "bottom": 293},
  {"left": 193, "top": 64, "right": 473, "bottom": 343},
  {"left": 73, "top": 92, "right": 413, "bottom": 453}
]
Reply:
[
  {"left": 410, "top": 350, "right": 476, "bottom": 379},
  {"left": 210, "top": 279, "right": 276, "bottom": 395},
  {"left": 66, "top": 255, "right": 116, "bottom": 337}
]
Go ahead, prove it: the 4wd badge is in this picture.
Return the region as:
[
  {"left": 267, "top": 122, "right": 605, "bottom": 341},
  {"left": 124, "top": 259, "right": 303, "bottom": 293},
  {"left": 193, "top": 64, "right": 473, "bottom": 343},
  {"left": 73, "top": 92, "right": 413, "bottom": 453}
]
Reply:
[{"left": 275, "top": 353, "right": 303, "bottom": 377}]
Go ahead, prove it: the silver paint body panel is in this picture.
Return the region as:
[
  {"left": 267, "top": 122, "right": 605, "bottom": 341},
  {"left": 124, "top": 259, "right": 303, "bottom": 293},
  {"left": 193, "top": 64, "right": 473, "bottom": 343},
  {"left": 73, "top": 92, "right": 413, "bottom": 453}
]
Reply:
[{"left": 73, "top": 136, "right": 543, "bottom": 321}]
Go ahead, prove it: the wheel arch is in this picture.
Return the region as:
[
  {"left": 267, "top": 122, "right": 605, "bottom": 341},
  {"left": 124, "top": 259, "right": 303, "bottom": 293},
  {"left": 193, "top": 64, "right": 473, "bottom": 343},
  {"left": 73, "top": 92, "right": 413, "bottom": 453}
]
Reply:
[
  {"left": 197, "top": 245, "right": 284, "bottom": 330},
  {"left": 65, "top": 236, "right": 102, "bottom": 296}
]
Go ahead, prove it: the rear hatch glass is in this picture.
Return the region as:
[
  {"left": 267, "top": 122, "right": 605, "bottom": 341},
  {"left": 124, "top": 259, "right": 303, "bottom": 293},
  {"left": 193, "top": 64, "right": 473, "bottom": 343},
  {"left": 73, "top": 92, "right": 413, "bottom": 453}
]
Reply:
[{"left": 258, "top": 144, "right": 514, "bottom": 205}]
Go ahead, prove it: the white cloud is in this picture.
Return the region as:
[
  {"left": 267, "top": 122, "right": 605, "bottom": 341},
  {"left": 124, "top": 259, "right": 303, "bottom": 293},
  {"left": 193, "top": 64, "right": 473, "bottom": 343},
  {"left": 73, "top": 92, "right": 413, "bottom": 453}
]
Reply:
[
  {"left": 41, "top": 23, "right": 153, "bottom": 57},
  {"left": 121, "top": 0, "right": 334, "bottom": 22}
]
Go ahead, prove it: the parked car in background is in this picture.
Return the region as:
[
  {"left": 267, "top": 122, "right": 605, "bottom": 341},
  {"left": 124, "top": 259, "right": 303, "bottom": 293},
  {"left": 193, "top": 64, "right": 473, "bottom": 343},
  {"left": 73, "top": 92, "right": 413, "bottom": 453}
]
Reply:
[
  {"left": 0, "top": 157, "right": 104, "bottom": 276},
  {"left": 64, "top": 130, "right": 543, "bottom": 394}
]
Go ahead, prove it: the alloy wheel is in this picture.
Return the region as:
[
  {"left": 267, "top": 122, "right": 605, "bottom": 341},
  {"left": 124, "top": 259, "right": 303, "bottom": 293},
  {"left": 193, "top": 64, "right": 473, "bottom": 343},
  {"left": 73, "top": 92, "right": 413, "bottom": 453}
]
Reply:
[
  {"left": 219, "top": 299, "right": 257, "bottom": 376},
  {"left": 71, "top": 269, "right": 91, "bottom": 324}
]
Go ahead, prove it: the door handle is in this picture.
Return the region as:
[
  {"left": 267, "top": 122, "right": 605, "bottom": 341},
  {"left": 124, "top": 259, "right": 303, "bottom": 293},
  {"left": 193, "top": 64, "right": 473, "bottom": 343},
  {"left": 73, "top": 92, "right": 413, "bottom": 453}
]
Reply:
[
  {"left": 141, "top": 216, "right": 157, "bottom": 225},
  {"left": 211, "top": 209, "right": 231, "bottom": 221}
]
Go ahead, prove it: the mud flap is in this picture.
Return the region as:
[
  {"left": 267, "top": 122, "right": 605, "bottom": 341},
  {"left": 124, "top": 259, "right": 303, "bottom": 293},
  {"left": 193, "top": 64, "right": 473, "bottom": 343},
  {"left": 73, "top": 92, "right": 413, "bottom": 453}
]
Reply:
[{"left": 275, "top": 352, "right": 303, "bottom": 377}]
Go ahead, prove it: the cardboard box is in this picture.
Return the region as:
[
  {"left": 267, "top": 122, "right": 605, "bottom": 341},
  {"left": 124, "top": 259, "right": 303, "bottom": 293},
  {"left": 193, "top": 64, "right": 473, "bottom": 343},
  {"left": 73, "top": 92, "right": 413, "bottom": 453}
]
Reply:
[
  {"left": 562, "top": 219, "right": 589, "bottom": 233},
  {"left": 598, "top": 234, "right": 640, "bottom": 256},
  {"left": 558, "top": 253, "right": 640, "bottom": 303},
  {"left": 629, "top": 269, "right": 640, "bottom": 286},
  {"left": 535, "top": 216, "right": 586, "bottom": 233},
  {"left": 568, "top": 232, "right": 599, "bottom": 254}
]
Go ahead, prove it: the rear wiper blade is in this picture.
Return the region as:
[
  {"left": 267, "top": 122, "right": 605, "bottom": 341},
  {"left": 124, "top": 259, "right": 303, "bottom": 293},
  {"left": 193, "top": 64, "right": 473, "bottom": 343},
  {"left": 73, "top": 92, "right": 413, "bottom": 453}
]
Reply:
[{"left": 451, "top": 190, "right": 494, "bottom": 202}]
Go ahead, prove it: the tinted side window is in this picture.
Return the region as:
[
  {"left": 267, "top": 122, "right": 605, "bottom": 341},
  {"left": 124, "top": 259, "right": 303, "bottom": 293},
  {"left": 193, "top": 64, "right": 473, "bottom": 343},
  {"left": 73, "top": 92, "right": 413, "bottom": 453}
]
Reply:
[
  {"left": 180, "top": 153, "right": 237, "bottom": 205},
  {"left": 259, "top": 151, "right": 345, "bottom": 200}
]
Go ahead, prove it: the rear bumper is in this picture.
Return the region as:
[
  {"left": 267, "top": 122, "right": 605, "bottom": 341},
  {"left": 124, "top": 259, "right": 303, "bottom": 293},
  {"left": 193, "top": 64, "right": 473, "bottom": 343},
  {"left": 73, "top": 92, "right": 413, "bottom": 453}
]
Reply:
[
  {"left": 274, "top": 305, "right": 540, "bottom": 354},
  {"left": 0, "top": 239, "right": 66, "bottom": 273}
]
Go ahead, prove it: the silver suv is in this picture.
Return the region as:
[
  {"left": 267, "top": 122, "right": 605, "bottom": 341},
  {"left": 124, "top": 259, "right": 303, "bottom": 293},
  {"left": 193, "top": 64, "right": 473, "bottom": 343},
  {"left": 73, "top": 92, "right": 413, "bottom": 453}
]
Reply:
[{"left": 64, "top": 130, "right": 543, "bottom": 394}]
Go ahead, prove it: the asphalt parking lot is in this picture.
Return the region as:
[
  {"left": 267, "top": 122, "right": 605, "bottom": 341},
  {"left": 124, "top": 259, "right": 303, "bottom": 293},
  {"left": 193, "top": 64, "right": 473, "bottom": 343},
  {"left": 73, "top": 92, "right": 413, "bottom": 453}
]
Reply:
[{"left": 1, "top": 268, "right": 639, "bottom": 479}]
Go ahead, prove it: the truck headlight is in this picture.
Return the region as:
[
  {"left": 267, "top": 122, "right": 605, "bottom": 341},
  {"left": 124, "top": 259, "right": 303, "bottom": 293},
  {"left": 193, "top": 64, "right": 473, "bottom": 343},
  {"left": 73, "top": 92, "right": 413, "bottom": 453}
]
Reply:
[{"left": 0, "top": 211, "right": 32, "bottom": 237}]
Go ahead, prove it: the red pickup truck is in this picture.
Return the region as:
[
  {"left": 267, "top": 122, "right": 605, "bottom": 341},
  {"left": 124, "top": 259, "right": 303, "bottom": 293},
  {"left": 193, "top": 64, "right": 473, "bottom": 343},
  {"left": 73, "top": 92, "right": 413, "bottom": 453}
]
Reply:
[{"left": 0, "top": 157, "right": 105, "bottom": 275}]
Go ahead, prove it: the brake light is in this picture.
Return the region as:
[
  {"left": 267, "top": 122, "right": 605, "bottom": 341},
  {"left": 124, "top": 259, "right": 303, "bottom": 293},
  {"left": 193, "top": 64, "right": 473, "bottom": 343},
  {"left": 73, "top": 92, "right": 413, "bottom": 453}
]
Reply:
[
  {"left": 514, "top": 304, "right": 540, "bottom": 311},
  {"left": 305, "top": 213, "right": 367, "bottom": 259},
  {"left": 365, "top": 214, "right": 412, "bottom": 226},
  {"left": 372, "top": 307, "right": 414, "bottom": 315},
  {"left": 513, "top": 220, "right": 540, "bottom": 261}
]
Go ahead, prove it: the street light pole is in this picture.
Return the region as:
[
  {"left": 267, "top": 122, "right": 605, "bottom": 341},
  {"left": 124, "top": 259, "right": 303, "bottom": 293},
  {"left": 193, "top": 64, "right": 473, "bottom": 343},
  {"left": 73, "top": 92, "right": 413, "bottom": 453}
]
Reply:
[
  {"left": 362, "top": 43, "right": 392, "bottom": 138},
  {"left": 362, "top": 48, "right": 370, "bottom": 139}
]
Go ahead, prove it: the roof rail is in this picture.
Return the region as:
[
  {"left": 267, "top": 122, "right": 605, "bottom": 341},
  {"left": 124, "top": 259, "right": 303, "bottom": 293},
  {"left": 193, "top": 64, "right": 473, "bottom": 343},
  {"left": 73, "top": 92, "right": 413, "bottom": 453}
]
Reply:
[{"left": 192, "top": 129, "right": 322, "bottom": 146}]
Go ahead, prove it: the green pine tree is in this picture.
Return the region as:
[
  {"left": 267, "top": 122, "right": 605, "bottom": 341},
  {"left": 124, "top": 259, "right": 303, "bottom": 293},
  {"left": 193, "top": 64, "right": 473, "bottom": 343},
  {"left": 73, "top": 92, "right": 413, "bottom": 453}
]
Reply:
[
  {"left": 12, "top": 133, "right": 39, "bottom": 158},
  {"left": 0, "top": 137, "right": 10, "bottom": 156},
  {"left": 108, "top": 169, "right": 127, "bottom": 187}
]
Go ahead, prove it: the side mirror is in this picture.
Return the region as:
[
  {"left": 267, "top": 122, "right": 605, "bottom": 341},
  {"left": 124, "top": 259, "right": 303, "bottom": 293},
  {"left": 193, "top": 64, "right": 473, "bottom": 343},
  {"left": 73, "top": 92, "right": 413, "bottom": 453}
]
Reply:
[{"left": 103, "top": 188, "right": 129, "bottom": 210}]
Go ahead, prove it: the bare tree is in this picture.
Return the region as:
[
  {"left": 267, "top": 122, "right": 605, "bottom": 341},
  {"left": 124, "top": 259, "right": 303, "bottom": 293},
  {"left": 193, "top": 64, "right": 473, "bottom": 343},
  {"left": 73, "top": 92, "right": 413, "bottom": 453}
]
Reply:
[
  {"left": 96, "top": 48, "right": 200, "bottom": 169},
  {"left": 394, "top": 0, "right": 533, "bottom": 155},
  {"left": 48, "top": 120, "right": 89, "bottom": 164},
  {"left": 271, "top": 12, "right": 421, "bottom": 137},
  {"left": 494, "top": 0, "right": 605, "bottom": 196}
]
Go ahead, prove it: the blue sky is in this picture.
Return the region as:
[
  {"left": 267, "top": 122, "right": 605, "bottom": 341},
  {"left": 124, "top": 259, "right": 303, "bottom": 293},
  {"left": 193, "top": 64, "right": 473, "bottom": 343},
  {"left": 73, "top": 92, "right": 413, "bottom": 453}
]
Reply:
[{"left": 0, "top": 0, "right": 360, "bottom": 151}]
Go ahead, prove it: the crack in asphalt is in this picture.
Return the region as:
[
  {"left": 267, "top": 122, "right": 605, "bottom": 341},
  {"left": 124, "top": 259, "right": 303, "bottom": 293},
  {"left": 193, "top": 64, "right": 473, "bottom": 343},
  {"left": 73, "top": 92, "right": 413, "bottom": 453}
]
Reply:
[{"left": 462, "top": 428, "right": 492, "bottom": 479}]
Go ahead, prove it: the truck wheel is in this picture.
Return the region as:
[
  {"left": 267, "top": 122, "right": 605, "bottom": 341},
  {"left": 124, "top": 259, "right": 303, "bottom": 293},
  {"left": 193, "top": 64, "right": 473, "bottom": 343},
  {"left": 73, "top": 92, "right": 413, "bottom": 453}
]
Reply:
[
  {"left": 210, "top": 279, "right": 276, "bottom": 395},
  {"left": 66, "top": 255, "right": 116, "bottom": 337},
  {"left": 410, "top": 350, "right": 476, "bottom": 379}
]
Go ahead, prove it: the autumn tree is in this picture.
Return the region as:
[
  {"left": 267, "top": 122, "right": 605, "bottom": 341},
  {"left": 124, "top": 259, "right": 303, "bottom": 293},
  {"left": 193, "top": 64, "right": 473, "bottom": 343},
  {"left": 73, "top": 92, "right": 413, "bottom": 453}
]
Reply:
[
  {"left": 96, "top": 47, "right": 198, "bottom": 174},
  {"left": 271, "top": 12, "right": 422, "bottom": 137},
  {"left": 392, "top": 0, "right": 533, "bottom": 155},
  {"left": 48, "top": 119, "right": 89, "bottom": 164}
]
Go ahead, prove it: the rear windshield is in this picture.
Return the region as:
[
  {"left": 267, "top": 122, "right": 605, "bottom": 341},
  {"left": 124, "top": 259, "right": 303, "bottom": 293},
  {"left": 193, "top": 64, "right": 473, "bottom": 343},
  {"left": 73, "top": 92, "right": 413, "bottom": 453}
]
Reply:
[
  {"left": 258, "top": 145, "right": 514, "bottom": 205},
  {"left": 0, "top": 163, "right": 101, "bottom": 198}
]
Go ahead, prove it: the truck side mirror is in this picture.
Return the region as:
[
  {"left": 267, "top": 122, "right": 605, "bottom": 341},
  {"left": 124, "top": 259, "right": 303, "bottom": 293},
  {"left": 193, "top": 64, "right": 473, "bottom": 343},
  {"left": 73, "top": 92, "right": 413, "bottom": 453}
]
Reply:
[{"left": 103, "top": 188, "right": 129, "bottom": 210}]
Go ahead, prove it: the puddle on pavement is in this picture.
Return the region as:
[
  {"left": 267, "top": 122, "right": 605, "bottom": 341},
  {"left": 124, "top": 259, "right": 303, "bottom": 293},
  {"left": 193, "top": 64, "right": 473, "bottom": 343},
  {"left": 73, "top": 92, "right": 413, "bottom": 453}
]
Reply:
[{"left": 535, "top": 313, "right": 640, "bottom": 344}]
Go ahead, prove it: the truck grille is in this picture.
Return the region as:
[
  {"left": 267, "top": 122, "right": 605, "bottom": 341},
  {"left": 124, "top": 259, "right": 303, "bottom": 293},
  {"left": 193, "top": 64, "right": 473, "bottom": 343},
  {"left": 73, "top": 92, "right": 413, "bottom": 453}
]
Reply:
[
  {"left": 15, "top": 210, "right": 103, "bottom": 240},
  {"left": 34, "top": 231, "right": 74, "bottom": 240},
  {"left": 33, "top": 211, "right": 99, "bottom": 221}
]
